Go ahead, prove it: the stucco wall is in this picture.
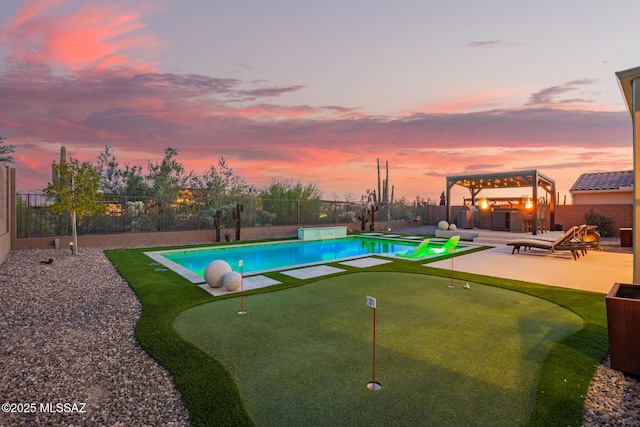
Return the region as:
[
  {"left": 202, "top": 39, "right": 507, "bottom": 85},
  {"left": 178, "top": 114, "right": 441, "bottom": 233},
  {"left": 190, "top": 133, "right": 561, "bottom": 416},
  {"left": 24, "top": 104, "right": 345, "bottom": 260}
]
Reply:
[
  {"left": 0, "top": 167, "right": 14, "bottom": 263},
  {"left": 572, "top": 191, "right": 633, "bottom": 205}
]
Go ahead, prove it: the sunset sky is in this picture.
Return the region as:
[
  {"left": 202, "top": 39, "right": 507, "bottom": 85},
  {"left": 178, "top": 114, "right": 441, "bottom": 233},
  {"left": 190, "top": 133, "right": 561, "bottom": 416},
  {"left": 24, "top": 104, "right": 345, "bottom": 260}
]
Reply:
[{"left": 0, "top": 0, "right": 637, "bottom": 204}]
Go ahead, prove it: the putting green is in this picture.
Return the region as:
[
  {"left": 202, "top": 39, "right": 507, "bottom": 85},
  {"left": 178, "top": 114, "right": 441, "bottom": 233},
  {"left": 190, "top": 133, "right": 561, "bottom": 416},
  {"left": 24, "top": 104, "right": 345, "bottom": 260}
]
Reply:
[{"left": 175, "top": 272, "right": 583, "bottom": 426}]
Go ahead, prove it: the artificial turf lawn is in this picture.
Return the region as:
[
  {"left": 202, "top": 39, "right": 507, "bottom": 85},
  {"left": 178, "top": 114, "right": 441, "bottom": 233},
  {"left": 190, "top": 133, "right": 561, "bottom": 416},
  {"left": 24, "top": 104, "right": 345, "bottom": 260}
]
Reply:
[
  {"left": 105, "top": 242, "right": 609, "bottom": 427},
  {"left": 175, "top": 272, "right": 583, "bottom": 427}
]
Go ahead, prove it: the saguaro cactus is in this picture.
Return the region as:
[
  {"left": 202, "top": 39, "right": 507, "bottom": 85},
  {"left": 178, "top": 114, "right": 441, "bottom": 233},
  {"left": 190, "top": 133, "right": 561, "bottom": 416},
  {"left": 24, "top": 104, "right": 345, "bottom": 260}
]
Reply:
[
  {"left": 214, "top": 210, "right": 222, "bottom": 242},
  {"left": 232, "top": 204, "right": 244, "bottom": 241},
  {"left": 376, "top": 158, "right": 394, "bottom": 220},
  {"left": 357, "top": 209, "right": 369, "bottom": 231},
  {"left": 376, "top": 158, "right": 394, "bottom": 206},
  {"left": 377, "top": 158, "right": 381, "bottom": 204},
  {"left": 368, "top": 204, "right": 379, "bottom": 231},
  {"left": 52, "top": 146, "right": 67, "bottom": 185}
]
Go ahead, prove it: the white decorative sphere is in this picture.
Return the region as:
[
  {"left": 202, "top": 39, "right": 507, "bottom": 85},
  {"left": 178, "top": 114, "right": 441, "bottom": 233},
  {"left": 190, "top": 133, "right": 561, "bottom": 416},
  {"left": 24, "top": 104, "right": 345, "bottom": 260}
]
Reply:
[
  {"left": 204, "top": 260, "right": 232, "bottom": 288},
  {"left": 449, "top": 224, "right": 457, "bottom": 231},
  {"left": 223, "top": 271, "right": 242, "bottom": 291},
  {"left": 437, "top": 220, "right": 449, "bottom": 230}
]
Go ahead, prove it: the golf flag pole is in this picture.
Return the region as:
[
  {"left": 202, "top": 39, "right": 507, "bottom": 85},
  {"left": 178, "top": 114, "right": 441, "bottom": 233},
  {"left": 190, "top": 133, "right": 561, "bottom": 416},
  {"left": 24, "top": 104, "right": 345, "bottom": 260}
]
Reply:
[
  {"left": 449, "top": 247, "right": 455, "bottom": 288},
  {"left": 238, "top": 260, "right": 246, "bottom": 315},
  {"left": 366, "top": 295, "right": 381, "bottom": 390}
]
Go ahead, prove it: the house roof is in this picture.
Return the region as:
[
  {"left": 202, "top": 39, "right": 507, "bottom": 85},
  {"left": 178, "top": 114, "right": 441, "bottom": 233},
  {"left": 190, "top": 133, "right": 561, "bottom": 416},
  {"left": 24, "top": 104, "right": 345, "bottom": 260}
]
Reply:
[
  {"left": 570, "top": 171, "right": 634, "bottom": 192},
  {"left": 616, "top": 66, "right": 640, "bottom": 117}
]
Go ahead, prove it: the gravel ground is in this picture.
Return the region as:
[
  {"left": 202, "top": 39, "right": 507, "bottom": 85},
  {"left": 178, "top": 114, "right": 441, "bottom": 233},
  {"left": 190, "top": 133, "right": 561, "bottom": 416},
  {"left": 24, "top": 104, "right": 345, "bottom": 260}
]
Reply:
[
  {"left": 1, "top": 243, "right": 638, "bottom": 426},
  {"left": 0, "top": 248, "right": 189, "bottom": 427},
  {"left": 584, "top": 357, "right": 640, "bottom": 426},
  {"left": 596, "top": 237, "right": 634, "bottom": 254}
]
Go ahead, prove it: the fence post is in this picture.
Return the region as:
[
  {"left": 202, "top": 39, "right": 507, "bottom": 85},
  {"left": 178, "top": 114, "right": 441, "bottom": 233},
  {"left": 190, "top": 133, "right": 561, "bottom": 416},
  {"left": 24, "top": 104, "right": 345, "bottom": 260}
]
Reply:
[
  {"left": 123, "top": 196, "right": 127, "bottom": 233},
  {"left": 26, "top": 194, "right": 31, "bottom": 238}
]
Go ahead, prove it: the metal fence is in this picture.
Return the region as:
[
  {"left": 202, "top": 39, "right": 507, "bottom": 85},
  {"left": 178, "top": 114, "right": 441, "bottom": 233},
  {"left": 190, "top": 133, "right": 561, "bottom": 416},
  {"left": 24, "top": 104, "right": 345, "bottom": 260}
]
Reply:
[{"left": 16, "top": 193, "right": 421, "bottom": 238}]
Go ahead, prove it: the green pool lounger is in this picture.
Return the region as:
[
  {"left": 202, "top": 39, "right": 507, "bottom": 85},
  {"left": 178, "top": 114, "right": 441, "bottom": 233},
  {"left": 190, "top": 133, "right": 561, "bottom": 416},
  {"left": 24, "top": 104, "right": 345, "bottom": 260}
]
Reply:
[{"left": 396, "top": 235, "right": 461, "bottom": 258}]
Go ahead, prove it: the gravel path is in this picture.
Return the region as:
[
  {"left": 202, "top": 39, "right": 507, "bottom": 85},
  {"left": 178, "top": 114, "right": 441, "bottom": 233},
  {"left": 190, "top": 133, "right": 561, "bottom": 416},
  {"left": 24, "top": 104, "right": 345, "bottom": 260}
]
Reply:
[
  {"left": 1, "top": 245, "right": 639, "bottom": 426},
  {"left": 0, "top": 248, "right": 189, "bottom": 427}
]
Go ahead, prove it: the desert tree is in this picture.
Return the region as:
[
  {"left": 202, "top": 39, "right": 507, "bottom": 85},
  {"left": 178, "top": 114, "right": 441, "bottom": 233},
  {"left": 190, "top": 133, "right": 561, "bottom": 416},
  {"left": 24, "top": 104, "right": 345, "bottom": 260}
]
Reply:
[
  {"left": 145, "top": 146, "right": 194, "bottom": 229},
  {"left": 0, "top": 135, "right": 16, "bottom": 164},
  {"left": 43, "top": 152, "right": 105, "bottom": 255},
  {"left": 146, "top": 146, "right": 193, "bottom": 206},
  {"left": 260, "top": 179, "right": 322, "bottom": 224},
  {"left": 96, "top": 145, "right": 150, "bottom": 197},
  {"left": 191, "top": 156, "right": 252, "bottom": 206},
  {"left": 96, "top": 145, "right": 125, "bottom": 195}
]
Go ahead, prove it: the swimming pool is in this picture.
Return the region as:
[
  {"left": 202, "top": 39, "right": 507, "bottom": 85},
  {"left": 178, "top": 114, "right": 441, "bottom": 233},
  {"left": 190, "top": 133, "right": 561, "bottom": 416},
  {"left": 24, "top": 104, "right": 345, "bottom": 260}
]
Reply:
[{"left": 146, "top": 236, "right": 439, "bottom": 282}]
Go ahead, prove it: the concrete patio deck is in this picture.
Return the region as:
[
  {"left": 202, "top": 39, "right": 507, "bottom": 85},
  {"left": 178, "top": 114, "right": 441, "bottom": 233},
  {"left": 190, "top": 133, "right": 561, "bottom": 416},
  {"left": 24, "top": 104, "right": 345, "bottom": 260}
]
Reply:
[{"left": 426, "top": 229, "right": 633, "bottom": 294}]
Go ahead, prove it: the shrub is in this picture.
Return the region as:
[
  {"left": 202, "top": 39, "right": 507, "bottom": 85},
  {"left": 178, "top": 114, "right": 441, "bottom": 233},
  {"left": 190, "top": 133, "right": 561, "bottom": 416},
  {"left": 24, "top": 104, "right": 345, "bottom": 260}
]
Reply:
[{"left": 584, "top": 208, "right": 613, "bottom": 237}]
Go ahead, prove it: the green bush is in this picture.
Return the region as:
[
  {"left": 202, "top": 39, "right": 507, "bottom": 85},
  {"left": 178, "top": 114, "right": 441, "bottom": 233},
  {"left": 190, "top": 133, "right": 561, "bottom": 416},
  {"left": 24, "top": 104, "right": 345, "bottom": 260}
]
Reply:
[{"left": 584, "top": 208, "right": 613, "bottom": 237}]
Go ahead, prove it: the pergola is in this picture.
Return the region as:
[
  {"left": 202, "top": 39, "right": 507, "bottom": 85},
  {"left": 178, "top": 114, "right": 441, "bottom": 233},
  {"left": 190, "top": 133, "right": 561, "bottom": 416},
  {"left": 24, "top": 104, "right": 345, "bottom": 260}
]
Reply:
[{"left": 446, "top": 169, "right": 556, "bottom": 235}]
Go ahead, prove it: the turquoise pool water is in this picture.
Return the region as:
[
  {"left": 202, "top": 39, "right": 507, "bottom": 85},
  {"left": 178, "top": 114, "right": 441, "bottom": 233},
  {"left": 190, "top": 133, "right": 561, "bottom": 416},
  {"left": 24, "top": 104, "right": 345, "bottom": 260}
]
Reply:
[{"left": 151, "top": 237, "right": 421, "bottom": 279}]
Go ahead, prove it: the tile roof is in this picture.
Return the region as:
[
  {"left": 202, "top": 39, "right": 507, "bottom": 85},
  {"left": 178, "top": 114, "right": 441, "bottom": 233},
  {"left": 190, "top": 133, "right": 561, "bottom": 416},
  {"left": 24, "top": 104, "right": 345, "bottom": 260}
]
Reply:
[{"left": 570, "top": 171, "right": 634, "bottom": 192}]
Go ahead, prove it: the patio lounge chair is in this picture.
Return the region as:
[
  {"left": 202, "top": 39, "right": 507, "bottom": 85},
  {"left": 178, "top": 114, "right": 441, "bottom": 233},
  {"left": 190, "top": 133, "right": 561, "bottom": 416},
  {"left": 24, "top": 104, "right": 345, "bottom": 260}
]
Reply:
[
  {"left": 505, "top": 226, "right": 589, "bottom": 260},
  {"left": 582, "top": 225, "right": 601, "bottom": 249},
  {"left": 536, "top": 204, "right": 548, "bottom": 233},
  {"left": 525, "top": 224, "right": 599, "bottom": 251},
  {"left": 529, "top": 225, "right": 582, "bottom": 241},
  {"left": 569, "top": 224, "right": 599, "bottom": 250}
]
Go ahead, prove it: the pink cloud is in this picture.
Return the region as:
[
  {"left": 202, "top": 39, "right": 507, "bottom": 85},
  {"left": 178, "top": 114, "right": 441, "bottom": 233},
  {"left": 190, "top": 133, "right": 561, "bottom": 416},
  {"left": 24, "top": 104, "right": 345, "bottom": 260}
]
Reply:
[
  {"left": 0, "top": 1, "right": 633, "bottom": 202},
  {"left": 228, "top": 104, "right": 321, "bottom": 119},
  {"left": 1, "top": 0, "right": 159, "bottom": 72},
  {"left": 405, "top": 89, "right": 523, "bottom": 114}
]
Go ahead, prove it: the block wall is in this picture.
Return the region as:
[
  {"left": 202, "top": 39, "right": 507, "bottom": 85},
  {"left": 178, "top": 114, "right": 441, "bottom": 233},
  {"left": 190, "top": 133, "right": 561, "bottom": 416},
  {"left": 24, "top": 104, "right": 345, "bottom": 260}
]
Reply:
[
  {"left": 13, "top": 220, "right": 415, "bottom": 250},
  {"left": 554, "top": 204, "right": 632, "bottom": 236}
]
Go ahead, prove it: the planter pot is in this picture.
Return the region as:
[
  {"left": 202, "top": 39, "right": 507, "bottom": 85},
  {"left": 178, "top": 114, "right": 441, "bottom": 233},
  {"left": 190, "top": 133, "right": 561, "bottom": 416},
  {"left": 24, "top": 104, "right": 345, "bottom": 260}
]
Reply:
[
  {"left": 620, "top": 228, "right": 633, "bottom": 247},
  {"left": 606, "top": 283, "right": 640, "bottom": 376}
]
